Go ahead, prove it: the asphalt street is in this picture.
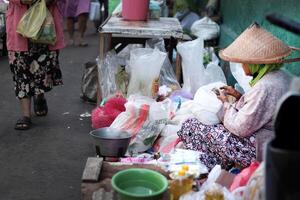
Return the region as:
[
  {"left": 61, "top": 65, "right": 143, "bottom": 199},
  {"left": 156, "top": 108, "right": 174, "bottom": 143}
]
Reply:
[{"left": 0, "top": 23, "right": 99, "bottom": 200}]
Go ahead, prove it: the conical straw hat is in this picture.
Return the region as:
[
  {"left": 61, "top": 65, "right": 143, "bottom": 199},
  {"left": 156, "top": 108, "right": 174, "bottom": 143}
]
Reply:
[{"left": 219, "top": 23, "right": 292, "bottom": 64}]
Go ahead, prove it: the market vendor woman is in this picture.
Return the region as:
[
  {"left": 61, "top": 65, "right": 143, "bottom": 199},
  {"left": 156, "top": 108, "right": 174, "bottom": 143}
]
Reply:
[{"left": 178, "top": 23, "right": 297, "bottom": 170}]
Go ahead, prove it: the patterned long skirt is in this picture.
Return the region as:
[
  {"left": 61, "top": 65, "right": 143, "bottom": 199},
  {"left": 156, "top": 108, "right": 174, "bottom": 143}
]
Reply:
[
  {"left": 9, "top": 43, "right": 63, "bottom": 99},
  {"left": 177, "top": 118, "right": 256, "bottom": 170}
]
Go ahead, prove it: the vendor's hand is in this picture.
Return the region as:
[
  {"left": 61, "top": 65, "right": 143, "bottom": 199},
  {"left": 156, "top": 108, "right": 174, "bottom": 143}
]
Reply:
[
  {"left": 220, "top": 86, "right": 242, "bottom": 100},
  {"left": 21, "top": 0, "right": 33, "bottom": 5},
  {"left": 217, "top": 90, "right": 228, "bottom": 103}
]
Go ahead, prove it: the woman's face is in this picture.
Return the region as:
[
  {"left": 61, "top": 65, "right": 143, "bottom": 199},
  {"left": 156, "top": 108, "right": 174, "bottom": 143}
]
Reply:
[{"left": 242, "top": 63, "right": 251, "bottom": 76}]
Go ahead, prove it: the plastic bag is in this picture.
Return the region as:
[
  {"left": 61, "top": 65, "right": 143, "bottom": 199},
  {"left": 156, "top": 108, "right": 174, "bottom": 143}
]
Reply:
[
  {"left": 230, "top": 162, "right": 260, "bottom": 192},
  {"left": 230, "top": 62, "right": 252, "bottom": 93},
  {"left": 91, "top": 97, "right": 127, "bottom": 129},
  {"left": 180, "top": 165, "right": 235, "bottom": 200},
  {"left": 193, "top": 82, "right": 226, "bottom": 125},
  {"left": 146, "top": 38, "right": 181, "bottom": 90},
  {"left": 89, "top": 2, "right": 101, "bottom": 21},
  {"left": 81, "top": 61, "right": 98, "bottom": 103},
  {"left": 17, "top": 0, "right": 47, "bottom": 38},
  {"left": 31, "top": 8, "right": 56, "bottom": 45},
  {"left": 97, "top": 51, "right": 129, "bottom": 100},
  {"left": 177, "top": 38, "right": 205, "bottom": 95},
  {"left": 191, "top": 16, "right": 220, "bottom": 40},
  {"left": 127, "top": 48, "right": 167, "bottom": 98},
  {"left": 110, "top": 95, "right": 171, "bottom": 153}
]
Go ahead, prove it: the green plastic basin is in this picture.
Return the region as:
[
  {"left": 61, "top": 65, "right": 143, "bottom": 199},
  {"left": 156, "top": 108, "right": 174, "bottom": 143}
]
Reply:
[{"left": 111, "top": 168, "right": 168, "bottom": 200}]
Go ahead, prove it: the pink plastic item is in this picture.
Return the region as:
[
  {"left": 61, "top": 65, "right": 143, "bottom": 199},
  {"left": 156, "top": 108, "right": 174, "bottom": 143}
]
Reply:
[
  {"left": 91, "top": 97, "right": 127, "bottom": 129},
  {"left": 122, "top": 0, "right": 150, "bottom": 21}
]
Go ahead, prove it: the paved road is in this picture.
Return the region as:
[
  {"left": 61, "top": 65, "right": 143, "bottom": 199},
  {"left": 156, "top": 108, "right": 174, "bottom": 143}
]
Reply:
[{"left": 0, "top": 24, "right": 99, "bottom": 200}]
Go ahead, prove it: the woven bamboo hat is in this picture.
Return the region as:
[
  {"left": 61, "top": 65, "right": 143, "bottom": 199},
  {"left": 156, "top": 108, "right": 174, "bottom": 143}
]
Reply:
[{"left": 219, "top": 23, "right": 300, "bottom": 64}]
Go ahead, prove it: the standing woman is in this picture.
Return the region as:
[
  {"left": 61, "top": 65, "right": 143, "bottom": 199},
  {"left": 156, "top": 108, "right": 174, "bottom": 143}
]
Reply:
[
  {"left": 64, "top": 0, "right": 90, "bottom": 46},
  {"left": 6, "top": 0, "right": 65, "bottom": 130}
]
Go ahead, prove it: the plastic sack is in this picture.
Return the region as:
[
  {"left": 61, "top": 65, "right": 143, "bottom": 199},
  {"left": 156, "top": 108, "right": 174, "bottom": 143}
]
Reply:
[
  {"left": 146, "top": 38, "right": 181, "bottom": 90},
  {"left": 110, "top": 95, "right": 171, "bottom": 153},
  {"left": 241, "top": 162, "right": 265, "bottom": 200},
  {"left": 91, "top": 97, "right": 127, "bottom": 129},
  {"left": 127, "top": 48, "right": 167, "bottom": 98},
  {"left": 31, "top": 8, "right": 56, "bottom": 45},
  {"left": 205, "top": 62, "right": 227, "bottom": 85},
  {"left": 97, "top": 51, "right": 129, "bottom": 100},
  {"left": 180, "top": 165, "right": 235, "bottom": 200},
  {"left": 177, "top": 38, "right": 205, "bottom": 95},
  {"left": 230, "top": 161, "right": 260, "bottom": 192},
  {"left": 193, "top": 82, "right": 226, "bottom": 125},
  {"left": 17, "top": 0, "right": 47, "bottom": 38},
  {"left": 89, "top": 2, "right": 101, "bottom": 21},
  {"left": 153, "top": 124, "right": 181, "bottom": 153},
  {"left": 81, "top": 61, "right": 98, "bottom": 103},
  {"left": 230, "top": 62, "right": 252, "bottom": 93},
  {"left": 191, "top": 16, "right": 220, "bottom": 40}
]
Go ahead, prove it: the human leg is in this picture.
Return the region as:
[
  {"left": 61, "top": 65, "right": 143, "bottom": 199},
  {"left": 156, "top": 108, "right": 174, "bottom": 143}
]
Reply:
[
  {"left": 78, "top": 13, "right": 89, "bottom": 46},
  {"left": 66, "top": 17, "right": 75, "bottom": 45},
  {"left": 15, "top": 97, "right": 32, "bottom": 130}
]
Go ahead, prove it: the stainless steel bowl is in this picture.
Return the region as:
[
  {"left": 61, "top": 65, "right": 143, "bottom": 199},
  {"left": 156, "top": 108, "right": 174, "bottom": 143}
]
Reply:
[{"left": 89, "top": 127, "right": 131, "bottom": 157}]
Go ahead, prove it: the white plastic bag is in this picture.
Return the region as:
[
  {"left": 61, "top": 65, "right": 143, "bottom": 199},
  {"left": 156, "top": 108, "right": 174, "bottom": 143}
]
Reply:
[
  {"left": 110, "top": 95, "right": 172, "bottom": 153},
  {"left": 127, "top": 48, "right": 167, "bottom": 98},
  {"left": 230, "top": 62, "right": 252, "bottom": 93},
  {"left": 191, "top": 16, "right": 220, "bottom": 40},
  {"left": 146, "top": 38, "right": 181, "bottom": 90},
  {"left": 89, "top": 2, "right": 100, "bottom": 21},
  {"left": 177, "top": 38, "right": 205, "bottom": 95},
  {"left": 205, "top": 62, "right": 227, "bottom": 85},
  {"left": 193, "top": 82, "right": 226, "bottom": 125}
]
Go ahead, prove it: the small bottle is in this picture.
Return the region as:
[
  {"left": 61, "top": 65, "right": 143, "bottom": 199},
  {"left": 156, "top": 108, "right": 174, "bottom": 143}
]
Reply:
[{"left": 169, "top": 166, "right": 194, "bottom": 200}]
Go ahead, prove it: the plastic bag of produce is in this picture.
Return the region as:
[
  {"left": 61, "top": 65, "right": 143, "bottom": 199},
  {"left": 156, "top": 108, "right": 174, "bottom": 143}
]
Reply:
[
  {"left": 31, "top": 8, "right": 56, "bottom": 45},
  {"left": 17, "top": 0, "right": 47, "bottom": 38},
  {"left": 110, "top": 95, "right": 172, "bottom": 153},
  {"left": 127, "top": 48, "right": 167, "bottom": 98}
]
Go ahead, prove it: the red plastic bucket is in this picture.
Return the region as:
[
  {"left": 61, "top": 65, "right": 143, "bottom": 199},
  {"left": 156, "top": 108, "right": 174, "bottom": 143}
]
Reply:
[{"left": 122, "top": 0, "right": 150, "bottom": 21}]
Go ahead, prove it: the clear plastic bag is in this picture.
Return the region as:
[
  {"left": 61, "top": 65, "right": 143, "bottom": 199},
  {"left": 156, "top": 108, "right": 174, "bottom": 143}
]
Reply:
[
  {"left": 191, "top": 16, "right": 220, "bottom": 40},
  {"left": 177, "top": 38, "right": 206, "bottom": 95},
  {"left": 146, "top": 38, "right": 181, "bottom": 90},
  {"left": 97, "top": 51, "right": 129, "bottom": 100},
  {"left": 127, "top": 48, "right": 167, "bottom": 98},
  {"left": 17, "top": 0, "right": 47, "bottom": 38}
]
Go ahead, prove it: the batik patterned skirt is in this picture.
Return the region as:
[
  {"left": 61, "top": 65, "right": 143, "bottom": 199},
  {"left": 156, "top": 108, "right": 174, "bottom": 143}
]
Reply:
[
  {"left": 177, "top": 118, "right": 256, "bottom": 170},
  {"left": 9, "top": 43, "right": 63, "bottom": 99}
]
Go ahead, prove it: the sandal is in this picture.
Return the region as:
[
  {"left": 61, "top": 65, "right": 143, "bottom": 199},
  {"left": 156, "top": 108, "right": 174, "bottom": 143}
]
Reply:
[
  {"left": 15, "top": 116, "right": 32, "bottom": 130},
  {"left": 34, "top": 95, "right": 48, "bottom": 116}
]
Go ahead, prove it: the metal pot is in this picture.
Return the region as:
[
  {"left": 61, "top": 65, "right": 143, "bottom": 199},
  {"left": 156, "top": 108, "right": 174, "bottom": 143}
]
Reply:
[{"left": 90, "top": 127, "right": 131, "bottom": 157}]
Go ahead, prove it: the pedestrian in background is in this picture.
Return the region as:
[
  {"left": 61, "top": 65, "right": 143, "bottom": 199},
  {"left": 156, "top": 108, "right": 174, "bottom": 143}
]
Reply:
[
  {"left": 6, "top": 0, "right": 65, "bottom": 130},
  {"left": 64, "top": 0, "right": 90, "bottom": 46}
]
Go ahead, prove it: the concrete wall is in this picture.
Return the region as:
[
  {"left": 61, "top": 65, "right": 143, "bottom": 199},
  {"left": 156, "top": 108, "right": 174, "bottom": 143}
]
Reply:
[{"left": 219, "top": 0, "right": 300, "bottom": 76}]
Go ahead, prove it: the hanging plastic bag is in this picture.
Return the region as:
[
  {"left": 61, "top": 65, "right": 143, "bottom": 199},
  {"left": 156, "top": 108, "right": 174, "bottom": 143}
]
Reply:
[
  {"left": 97, "top": 51, "right": 130, "bottom": 100},
  {"left": 16, "top": 0, "right": 47, "bottom": 39},
  {"left": 177, "top": 38, "right": 206, "bottom": 95},
  {"left": 146, "top": 38, "right": 181, "bottom": 91},
  {"left": 127, "top": 48, "right": 167, "bottom": 98},
  {"left": 191, "top": 16, "right": 220, "bottom": 40},
  {"left": 89, "top": 1, "right": 101, "bottom": 21},
  {"left": 31, "top": 8, "right": 56, "bottom": 45}
]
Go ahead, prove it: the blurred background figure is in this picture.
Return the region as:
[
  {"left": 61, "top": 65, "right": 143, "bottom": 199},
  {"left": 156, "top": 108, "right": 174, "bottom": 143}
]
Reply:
[{"left": 65, "top": 0, "right": 91, "bottom": 46}]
